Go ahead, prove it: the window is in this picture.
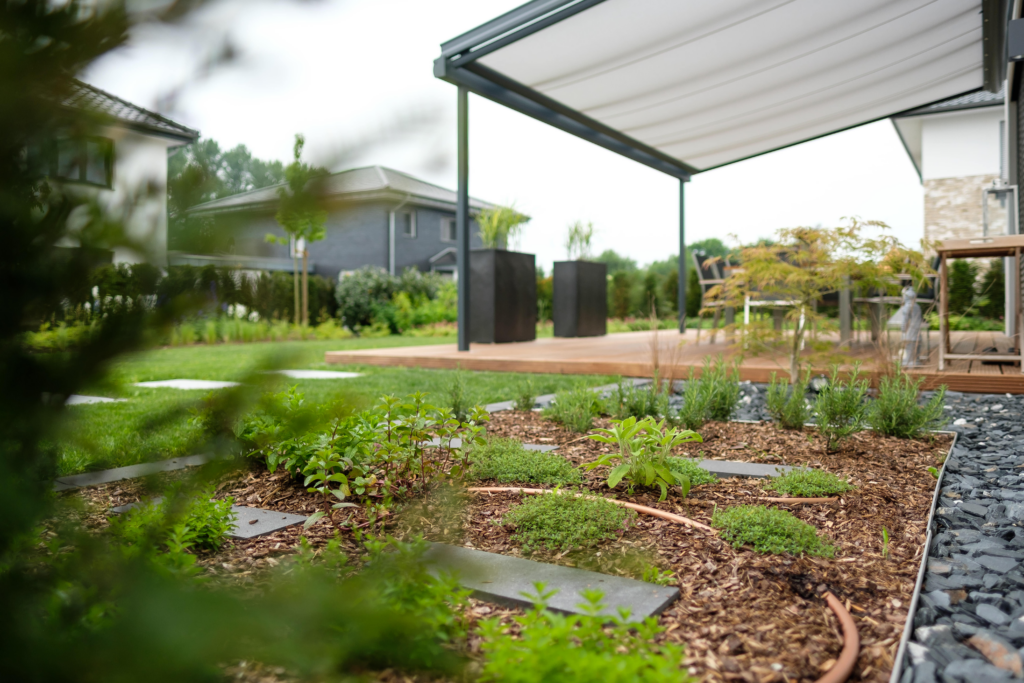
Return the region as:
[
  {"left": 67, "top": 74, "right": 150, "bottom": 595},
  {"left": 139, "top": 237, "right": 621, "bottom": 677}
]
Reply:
[
  {"left": 441, "top": 217, "right": 456, "bottom": 242},
  {"left": 53, "top": 137, "right": 114, "bottom": 188},
  {"left": 398, "top": 210, "right": 416, "bottom": 238}
]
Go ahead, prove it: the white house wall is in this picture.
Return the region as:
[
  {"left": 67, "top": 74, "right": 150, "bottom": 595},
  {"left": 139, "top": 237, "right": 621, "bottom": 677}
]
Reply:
[{"left": 921, "top": 108, "right": 1003, "bottom": 180}]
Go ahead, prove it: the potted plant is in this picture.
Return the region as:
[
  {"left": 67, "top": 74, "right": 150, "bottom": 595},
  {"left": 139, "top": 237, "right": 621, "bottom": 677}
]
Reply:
[
  {"left": 470, "top": 205, "right": 536, "bottom": 343},
  {"left": 554, "top": 221, "right": 606, "bottom": 337}
]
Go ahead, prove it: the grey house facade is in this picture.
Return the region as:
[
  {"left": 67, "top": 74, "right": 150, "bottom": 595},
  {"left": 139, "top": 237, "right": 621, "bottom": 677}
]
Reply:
[{"left": 176, "top": 166, "right": 491, "bottom": 280}]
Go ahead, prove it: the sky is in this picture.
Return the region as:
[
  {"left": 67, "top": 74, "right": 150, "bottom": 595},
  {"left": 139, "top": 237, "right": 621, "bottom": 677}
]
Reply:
[{"left": 85, "top": 0, "right": 925, "bottom": 272}]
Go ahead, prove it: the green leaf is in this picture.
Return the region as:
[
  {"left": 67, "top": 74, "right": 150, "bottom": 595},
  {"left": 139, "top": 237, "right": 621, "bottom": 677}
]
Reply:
[
  {"left": 607, "top": 464, "right": 631, "bottom": 488},
  {"left": 332, "top": 502, "right": 358, "bottom": 510},
  {"left": 654, "top": 465, "right": 676, "bottom": 485},
  {"left": 303, "top": 510, "right": 326, "bottom": 529},
  {"left": 643, "top": 462, "right": 656, "bottom": 485},
  {"left": 677, "top": 474, "right": 691, "bottom": 498}
]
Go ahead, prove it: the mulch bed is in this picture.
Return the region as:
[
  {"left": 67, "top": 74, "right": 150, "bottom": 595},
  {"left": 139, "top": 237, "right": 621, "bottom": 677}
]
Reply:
[{"left": 62, "top": 411, "right": 951, "bottom": 683}]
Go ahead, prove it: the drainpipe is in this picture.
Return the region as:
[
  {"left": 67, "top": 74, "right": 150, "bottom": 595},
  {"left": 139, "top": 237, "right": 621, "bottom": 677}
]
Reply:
[{"left": 388, "top": 194, "right": 412, "bottom": 276}]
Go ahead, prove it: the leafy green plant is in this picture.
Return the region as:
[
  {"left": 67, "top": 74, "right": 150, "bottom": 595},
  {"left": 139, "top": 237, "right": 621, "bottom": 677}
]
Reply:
[
  {"left": 927, "top": 466, "right": 940, "bottom": 479},
  {"left": 674, "top": 369, "right": 711, "bottom": 430},
  {"left": 607, "top": 380, "right": 669, "bottom": 420},
  {"left": 664, "top": 457, "right": 717, "bottom": 487},
  {"left": 477, "top": 204, "right": 530, "bottom": 250},
  {"left": 641, "top": 566, "right": 676, "bottom": 586},
  {"left": 765, "top": 371, "right": 811, "bottom": 429},
  {"left": 813, "top": 365, "right": 869, "bottom": 452},
  {"left": 564, "top": 220, "right": 595, "bottom": 260},
  {"left": 445, "top": 368, "right": 472, "bottom": 423},
  {"left": 501, "top": 492, "right": 635, "bottom": 554},
  {"left": 712, "top": 505, "right": 834, "bottom": 557},
  {"left": 477, "top": 583, "right": 691, "bottom": 683},
  {"left": 764, "top": 468, "right": 853, "bottom": 498},
  {"left": 882, "top": 527, "right": 890, "bottom": 560},
  {"left": 470, "top": 438, "right": 581, "bottom": 486},
  {"left": 867, "top": 372, "right": 947, "bottom": 438},
  {"left": 543, "top": 386, "right": 603, "bottom": 433},
  {"left": 513, "top": 378, "right": 536, "bottom": 412},
  {"left": 701, "top": 355, "right": 742, "bottom": 421},
  {"left": 587, "top": 416, "right": 703, "bottom": 500}
]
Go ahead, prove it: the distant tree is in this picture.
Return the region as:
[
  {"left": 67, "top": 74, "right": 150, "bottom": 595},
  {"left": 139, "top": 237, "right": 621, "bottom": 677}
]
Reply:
[
  {"left": 947, "top": 259, "right": 978, "bottom": 316},
  {"left": 977, "top": 259, "right": 1005, "bottom": 319},
  {"left": 686, "top": 267, "right": 701, "bottom": 318},
  {"left": 688, "top": 238, "right": 730, "bottom": 260},
  {"left": 610, "top": 271, "right": 633, "bottom": 318},
  {"left": 662, "top": 269, "right": 678, "bottom": 315},
  {"left": 594, "top": 249, "right": 637, "bottom": 274},
  {"left": 641, "top": 270, "right": 661, "bottom": 316}
]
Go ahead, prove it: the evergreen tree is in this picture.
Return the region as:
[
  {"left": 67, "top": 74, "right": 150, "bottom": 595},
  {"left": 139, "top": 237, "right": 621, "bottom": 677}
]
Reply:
[
  {"left": 977, "top": 259, "right": 1005, "bottom": 319},
  {"left": 947, "top": 259, "right": 977, "bottom": 315}
]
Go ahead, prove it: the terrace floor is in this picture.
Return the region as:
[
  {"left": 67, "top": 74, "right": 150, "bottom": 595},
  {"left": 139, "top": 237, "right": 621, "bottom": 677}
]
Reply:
[{"left": 325, "top": 329, "right": 1024, "bottom": 394}]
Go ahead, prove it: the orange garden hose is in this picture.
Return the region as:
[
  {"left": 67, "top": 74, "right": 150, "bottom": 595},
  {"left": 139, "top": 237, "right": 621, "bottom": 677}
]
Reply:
[{"left": 467, "top": 486, "right": 859, "bottom": 683}]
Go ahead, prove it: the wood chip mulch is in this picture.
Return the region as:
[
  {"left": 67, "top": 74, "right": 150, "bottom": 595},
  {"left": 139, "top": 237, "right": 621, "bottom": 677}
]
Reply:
[{"left": 61, "top": 411, "right": 951, "bottom": 683}]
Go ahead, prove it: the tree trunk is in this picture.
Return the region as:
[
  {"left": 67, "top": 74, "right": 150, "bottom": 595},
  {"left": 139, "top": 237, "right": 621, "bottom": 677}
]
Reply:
[
  {"left": 790, "top": 305, "right": 804, "bottom": 381},
  {"left": 293, "top": 254, "right": 300, "bottom": 326},
  {"left": 302, "top": 249, "right": 309, "bottom": 326}
]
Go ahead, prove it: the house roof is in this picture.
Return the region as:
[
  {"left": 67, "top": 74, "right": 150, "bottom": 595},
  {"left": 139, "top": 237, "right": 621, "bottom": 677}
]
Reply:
[
  {"left": 894, "top": 86, "right": 1005, "bottom": 118},
  {"left": 65, "top": 80, "right": 199, "bottom": 143},
  {"left": 187, "top": 165, "right": 496, "bottom": 215},
  {"left": 435, "top": 0, "right": 998, "bottom": 177}
]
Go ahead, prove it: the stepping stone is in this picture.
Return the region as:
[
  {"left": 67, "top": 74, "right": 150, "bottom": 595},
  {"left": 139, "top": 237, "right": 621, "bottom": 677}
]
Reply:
[
  {"left": 421, "top": 543, "right": 678, "bottom": 622},
  {"left": 268, "top": 370, "right": 360, "bottom": 380},
  {"left": 133, "top": 380, "right": 240, "bottom": 390},
  {"left": 65, "top": 395, "right": 127, "bottom": 405},
  {"left": 54, "top": 453, "right": 217, "bottom": 489},
  {"left": 109, "top": 498, "right": 307, "bottom": 539},
  {"left": 427, "top": 437, "right": 557, "bottom": 452},
  {"left": 697, "top": 460, "right": 793, "bottom": 479}
]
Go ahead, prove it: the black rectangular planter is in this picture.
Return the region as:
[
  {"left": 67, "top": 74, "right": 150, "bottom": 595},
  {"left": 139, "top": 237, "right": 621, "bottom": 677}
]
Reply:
[
  {"left": 470, "top": 249, "right": 537, "bottom": 343},
  {"left": 553, "top": 260, "right": 607, "bottom": 337}
]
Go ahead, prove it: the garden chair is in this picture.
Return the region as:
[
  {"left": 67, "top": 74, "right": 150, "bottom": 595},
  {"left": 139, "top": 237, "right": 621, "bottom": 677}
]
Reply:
[{"left": 691, "top": 252, "right": 731, "bottom": 343}]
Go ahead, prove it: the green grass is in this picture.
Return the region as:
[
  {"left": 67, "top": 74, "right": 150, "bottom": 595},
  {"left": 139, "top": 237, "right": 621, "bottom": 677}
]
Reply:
[
  {"left": 470, "top": 438, "right": 582, "bottom": 486},
  {"left": 764, "top": 468, "right": 854, "bottom": 498},
  {"left": 665, "top": 457, "right": 717, "bottom": 487},
  {"left": 501, "top": 492, "right": 635, "bottom": 554},
  {"left": 55, "top": 337, "right": 615, "bottom": 476},
  {"left": 711, "top": 505, "right": 834, "bottom": 557}
]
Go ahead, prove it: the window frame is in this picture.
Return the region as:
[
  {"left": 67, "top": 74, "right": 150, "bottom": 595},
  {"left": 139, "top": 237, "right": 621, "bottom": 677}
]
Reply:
[
  {"left": 440, "top": 216, "right": 456, "bottom": 243},
  {"left": 398, "top": 210, "right": 417, "bottom": 239},
  {"left": 51, "top": 136, "right": 114, "bottom": 189}
]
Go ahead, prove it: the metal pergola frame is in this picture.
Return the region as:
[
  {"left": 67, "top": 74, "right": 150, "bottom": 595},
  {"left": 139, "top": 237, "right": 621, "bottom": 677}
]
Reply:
[{"left": 435, "top": 0, "right": 1009, "bottom": 352}]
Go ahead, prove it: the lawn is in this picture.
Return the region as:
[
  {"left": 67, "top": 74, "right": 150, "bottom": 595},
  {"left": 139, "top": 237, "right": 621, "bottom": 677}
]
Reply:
[{"left": 55, "top": 336, "right": 616, "bottom": 476}]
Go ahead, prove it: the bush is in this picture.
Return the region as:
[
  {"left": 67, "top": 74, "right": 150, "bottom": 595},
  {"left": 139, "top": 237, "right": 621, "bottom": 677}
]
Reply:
[
  {"left": 444, "top": 368, "right": 472, "bottom": 423},
  {"left": 543, "top": 386, "right": 603, "bottom": 433},
  {"left": 868, "top": 372, "right": 947, "bottom": 439},
  {"left": 470, "top": 438, "right": 581, "bottom": 486},
  {"left": 673, "top": 356, "right": 740, "bottom": 429},
  {"left": 335, "top": 266, "right": 397, "bottom": 330},
  {"left": 813, "top": 365, "right": 869, "bottom": 452},
  {"left": 765, "top": 371, "right": 811, "bottom": 429},
  {"left": 665, "top": 457, "right": 717, "bottom": 487},
  {"left": 607, "top": 381, "right": 669, "bottom": 420},
  {"left": 478, "top": 585, "right": 690, "bottom": 683},
  {"left": 948, "top": 259, "right": 978, "bottom": 315},
  {"left": 501, "top": 492, "right": 635, "bottom": 554},
  {"left": 765, "top": 468, "right": 853, "bottom": 498},
  {"left": 336, "top": 267, "right": 454, "bottom": 333},
  {"left": 977, "top": 259, "right": 1005, "bottom": 319},
  {"left": 513, "top": 378, "right": 536, "bottom": 412},
  {"left": 712, "top": 505, "right": 834, "bottom": 557}
]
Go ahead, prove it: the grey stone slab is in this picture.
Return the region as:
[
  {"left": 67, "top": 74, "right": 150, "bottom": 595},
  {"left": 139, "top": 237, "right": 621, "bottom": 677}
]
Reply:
[
  {"left": 53, "top": 480, "right": 76, "bottom": 492},
  {"left": 55, "top": 454, "right": 216, "bottom": 489},
  {"left": 227, "top": 506, "right": 307, "bottom": 539},
  {"left": 268, "top": 370, "right": 360, "bottom": 380},
  {"left": 697, "top": 459, "right": 794, "bottom": 479},
  {"left": 978, "top": 555, "right": 1021, "bottom": 573},
  {"left": 65, "top": 394, "right": 127, "bottom": 405},
  {"left": 133, "top": 379, "right": 239, "bottom": 390},
  {"left": 427, "top": 437, "right": 557, "bottom": 452},
  {"left": 420, "top": 543, "right": 677, "bottom": 622}
]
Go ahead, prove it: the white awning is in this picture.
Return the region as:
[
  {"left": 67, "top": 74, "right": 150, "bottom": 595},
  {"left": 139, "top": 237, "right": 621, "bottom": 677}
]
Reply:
[{"left": 437, "top": 0, "right": 992, "bottom": 176}]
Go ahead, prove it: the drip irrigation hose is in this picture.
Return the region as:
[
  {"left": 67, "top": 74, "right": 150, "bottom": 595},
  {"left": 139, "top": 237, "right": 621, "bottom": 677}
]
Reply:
[
  {"left": 816, "top": 592, "right": 860, "bottom": 683},
  {"left": 467, "top": 486, "right": 861, "bottom": 683}
]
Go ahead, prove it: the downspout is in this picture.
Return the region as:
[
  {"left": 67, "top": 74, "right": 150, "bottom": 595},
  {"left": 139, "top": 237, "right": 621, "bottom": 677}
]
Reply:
[{"left": 388, "top": 194, "right": 412, "bottom": 276}]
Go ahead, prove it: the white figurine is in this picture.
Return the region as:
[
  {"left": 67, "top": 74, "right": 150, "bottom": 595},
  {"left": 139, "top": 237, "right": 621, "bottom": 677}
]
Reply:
[{"left": 899, "top": 285, "right": 923, "bottom": 367}]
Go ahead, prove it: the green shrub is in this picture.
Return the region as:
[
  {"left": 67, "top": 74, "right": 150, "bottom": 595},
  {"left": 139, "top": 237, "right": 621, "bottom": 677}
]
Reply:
[
  {"left": 765, "top": 371, "right": 811, "bottom": 429},
  {"left": 513, "top": 378, "right": 536, "bottom": 412},
  {"left": 470, "top": 438, "right": 581, "bottom": 486},
  {"left": 664, "top": 457, "right": 717, "bottom": 487},
  {"left": 543, "top": 386, "right": 602, "bottom": 433},
  {"left": 477, "top": 585, "right": 690, "bottom": 683},
  {"left": 948, "top": 259, "right": 978, "bottom": 315},
  {"left": 445, "top": 368, "right": 472, "bottom": 423},
  {"left": 587, "top": 416, "right": 702, "bottom": 500},
  {"left": 977, "top": 259, "right": 1005, "bottom": 319},
  {"left": 501, "top": 492, "right": 635, "bottom": 554},
  {"left": 712, "top": 505, "right": 834, "bottom": 557},
  {"left": 813, "top": 365, "right": 869, "bottom": 452},
  {"left": 673, "top": 356, "right": 740, "bottom": 429},
  {"left": 607, "top": 380, "right": 668, "bottom": 420},
  {"left": 674, "top": 370, "right": 711, "bottom": 430},
  {"left": 867, "top": 372, "right": 947, "bottom": 439},
  {"left": 765, "top": 468, "right": 853, "bottom": 498}
]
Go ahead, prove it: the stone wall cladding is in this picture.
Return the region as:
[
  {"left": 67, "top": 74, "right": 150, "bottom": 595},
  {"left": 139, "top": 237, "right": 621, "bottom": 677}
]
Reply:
[{"left": 924, "top": 174, "right": 1001, "bottom": 248}]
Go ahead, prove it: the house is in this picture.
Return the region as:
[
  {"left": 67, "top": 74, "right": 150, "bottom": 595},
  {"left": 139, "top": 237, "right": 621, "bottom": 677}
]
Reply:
[
  {"left": 54, "top": 80, "right": 199, "bottom": 266},
  {"left": 178, "top": 165, "right": 494, "bottom": 280}
]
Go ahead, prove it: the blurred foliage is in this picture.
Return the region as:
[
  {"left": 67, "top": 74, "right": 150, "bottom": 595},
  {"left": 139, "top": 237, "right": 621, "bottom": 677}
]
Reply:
[
  {"left": 477, "top": 204, "right": 530, "bottom": 250},
  {"left": 948, "top": 259, "right": 978, "bottom": 316},
  {"left": 335, "top": 266, "right": 454, "bottom": 333}
]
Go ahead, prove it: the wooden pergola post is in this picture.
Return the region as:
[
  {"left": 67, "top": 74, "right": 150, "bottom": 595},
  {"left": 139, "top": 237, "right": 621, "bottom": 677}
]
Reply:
[{"left": 939, "top": 254, "right": 947, "bottom": 371}]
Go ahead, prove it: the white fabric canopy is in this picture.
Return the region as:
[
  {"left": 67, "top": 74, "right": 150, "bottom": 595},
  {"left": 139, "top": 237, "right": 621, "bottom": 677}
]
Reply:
[{"left": 465, "top": 0, "right": 985, "bottom": 172}]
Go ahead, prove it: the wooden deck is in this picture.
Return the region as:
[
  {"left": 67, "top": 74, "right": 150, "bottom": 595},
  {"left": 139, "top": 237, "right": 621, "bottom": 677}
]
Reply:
[{"left": 325, "top": 329, "right": 1024, "bottom": 394}]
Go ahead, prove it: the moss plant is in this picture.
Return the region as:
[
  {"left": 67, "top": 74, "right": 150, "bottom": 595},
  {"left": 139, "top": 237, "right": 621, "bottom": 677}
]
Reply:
[
  {"left": 712, "top": 505, "right": 834, "bottom": 557},
  {"left": 470, "top": 438, "right": 581, "bottom": 486},
  {"left": 501, "top": 492, "right": 635, "bottom": 554},
  {"left": 665, "top": 457, "right": 718, "bottom": 487},
  {"left": 764, "top": 468, "right": 853, "bottom": 498}
]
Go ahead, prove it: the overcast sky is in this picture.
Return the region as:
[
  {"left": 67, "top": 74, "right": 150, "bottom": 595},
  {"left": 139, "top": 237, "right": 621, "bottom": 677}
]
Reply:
[{"left": 86, "top": 0, "right": 925, "bottom": 272}]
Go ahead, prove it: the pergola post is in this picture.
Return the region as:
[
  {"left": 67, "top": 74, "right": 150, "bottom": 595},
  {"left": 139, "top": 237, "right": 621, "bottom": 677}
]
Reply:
[
  {"left": 677, "top": 179, "right": 687, "bottom": 332},
  {"left": 456, "top": 86, "right": 470, "bottom": 352},
  {"left": 938, "top": 254, "right": 948, "bottom": 371}
]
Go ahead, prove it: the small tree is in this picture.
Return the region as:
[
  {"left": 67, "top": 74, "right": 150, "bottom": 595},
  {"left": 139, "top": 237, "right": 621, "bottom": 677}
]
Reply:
[
  {"left": 948, "top": 259, "right": 977, "bottom": 315},
  {"left": 564, "top": 220, "right": 595, "bottom": 260},
  {"left": 266, "top": 134, "right": 327, "bottom": 325},
  {"left": 477, "top": 204, "right": 530, "bottom": 250},
  {"left": 708, "top": 219, "right": 932, "bottom": 380}
]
